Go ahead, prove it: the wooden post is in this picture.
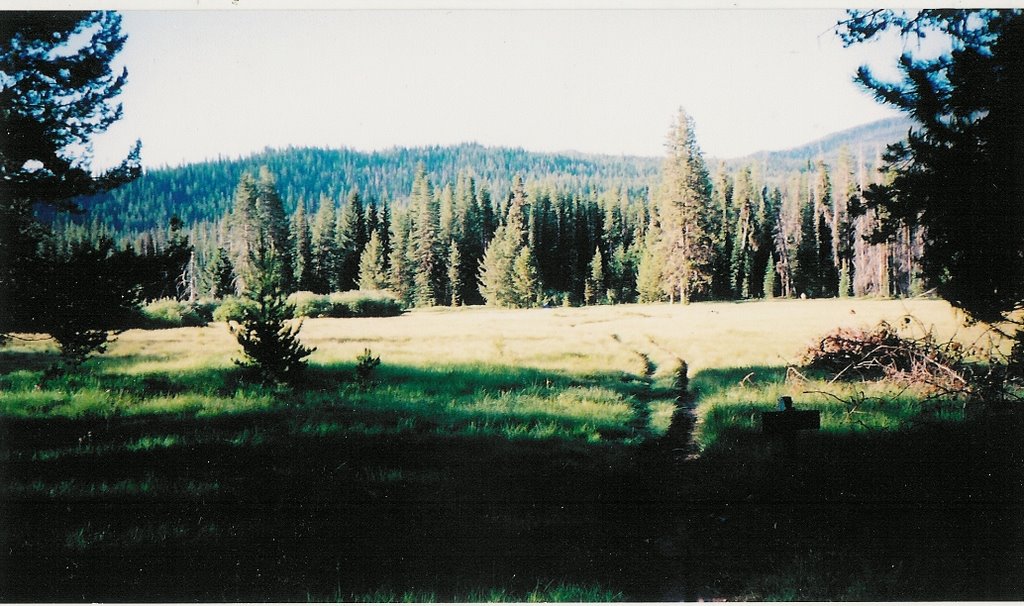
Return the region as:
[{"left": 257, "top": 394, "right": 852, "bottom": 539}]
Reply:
[{"left": 761, "top": 396, "right": 820, "bottom": 458}]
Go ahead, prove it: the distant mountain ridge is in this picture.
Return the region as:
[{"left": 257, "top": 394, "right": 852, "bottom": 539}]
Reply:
[{"left": 720, "top": 116, "right": 913, "bottom": 173}]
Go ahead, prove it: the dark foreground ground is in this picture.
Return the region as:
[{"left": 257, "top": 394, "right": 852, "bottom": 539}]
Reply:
[{"left": 2, "top": 385, "right": 1022, "bottom": 601}]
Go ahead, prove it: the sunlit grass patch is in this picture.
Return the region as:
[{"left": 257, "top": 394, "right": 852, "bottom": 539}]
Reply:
[
  {"left": 647, "top": 400, "right": 676, "bottom": 435},
  {"left": 463, "top": 385, "right": 634, "bottom": 427},
  {"left": 126, "top": 434, "right": 181, "bottom": 452},
  {"left": 0, "top": 388, "right": 65, "bottom": 416},
  {"left": 691, "top": 366, "right": 963, "bottom": 452},
  {"left": 295, "top": 363, "right": 662, "bottom": 442},
  {"left": 40, "top": 389, "right": 122, "bottom": 418}
]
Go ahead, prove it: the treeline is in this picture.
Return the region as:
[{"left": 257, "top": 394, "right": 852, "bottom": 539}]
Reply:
[
  {"left": 58, "top": 144, "right": 660, "bottom": 234},
  {"left": 54, "top": 110, "right": 924, "bottom": 309}
]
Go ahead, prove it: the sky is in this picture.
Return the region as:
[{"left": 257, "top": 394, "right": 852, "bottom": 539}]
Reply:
[{"left": 83, "top": 6, "right": 915, "bottom": 171}]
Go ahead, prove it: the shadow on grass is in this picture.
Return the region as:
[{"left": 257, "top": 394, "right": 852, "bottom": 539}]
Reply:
[
  {"left": 2, "top": 361, "right": 1023, "bottom": 601},
  {"left": 3, "top": 378, "right": 670, "bottom": 601},
  {"left": 673, "top": 365, "right": 1024, "bottom": 600},
  {"left": 0, "top": 348, "right": 59, "bottom": 374}
]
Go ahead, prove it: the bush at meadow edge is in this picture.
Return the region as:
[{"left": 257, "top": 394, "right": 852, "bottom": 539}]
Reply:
[
  {"left": 130, "top": 291, "right": 405, "bottom": 328},
  {"left": 289, "top": 290, "right": 405, "bottom": 319},
  {"left": 136, "top": 298, "right": 216, "bottom": 329}
]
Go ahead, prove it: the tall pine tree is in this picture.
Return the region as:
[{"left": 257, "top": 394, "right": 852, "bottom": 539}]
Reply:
[
  {"left": 357, "top": 231, "right": 388, "bottom": 291},
  {"left": 309, "top": 194, "right": 338, "bottom": 294},
  {"left": 291, "top": 199, "right": 312, "bottom": 291},
  {"left": 655, "top": 108, "right": 714, "bottom": 304},
  {"left": 409, "top": 164, "right": 442, "bottom": 307},
  {"left": 336, "top": 188, "right": 366, "bottom": 291}
]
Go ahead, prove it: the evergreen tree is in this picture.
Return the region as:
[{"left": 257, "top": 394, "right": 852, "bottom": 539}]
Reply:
[
  {"left": 780, "top": 172, "right": 806, "bottom": 297},
  {"left": 478, "top": 175, "right": 531, "bottom": 307},
  {"left": 813, "top": 160, "right": 839, "bottom": 296},
  {"left": 364, "top": 195, "right": 379, "bottom": 246},
  {"left": 255, "top": 166, "right": 294, "bottom": 292},
  {"left": 478, "top": 185, "right": 496, "bottom": 247},
  {"left": 447, "top": 240, "right": 463, "bottom": 306},
  {"left": 209, "top": 246, "right": 235, "bottom": 298},
  {"left": 840, "top": 9, "right": 1024, "bottom": 322},
  {"left": 376, "top": 193, "right": 392, "bottom": 271},
  {"left": 228, "top": 173, "right": 260, "bottom": 293},
  {"left": 751, "top": 184, "right": 780, "bottom": 298},
  {"left": 585, "top": 247, "right": 605, "bottom": 305},
  {"left": 387, "top": 210, "right": 415, "bottom": 306},
  {"left": 763, "top": 255, "right": 777, "bottom": 299},
  {"left": 229, "top": 227, "right": 314, "bottom": 386},
  {"left": 478, "top": 223, "right": 518, "bottom": 307},
  {"left": 794, "top": 161, "right": 838, "bottom": 297},
  {"left": 636, "top": 222, "right": 665, "bottom": 303},
  {"left": 438, "top": 182, "right": 455, "bottom": 245},
  {"left": 730, "top": 166, "right": 757, "bottom": 298},
  {"left": 833, "top": 147, "right": 858, "bottom": 292},
  {"left": 794, "top": 181, "right": 817, "bottom": 297},
  {"left": 336, "top": 188, "right": 366, "bottom": 291},
  {"left": 227, "top": 169, "right": 293, "bottom": 295},
  {"left": 838, "top": 261, "right": 852, "bottom": 298},
  {"left": 409, "top": 164, "right": 442, "bottom": 306},
  {"left": 608, "top": 242, "right": 635, "bottom": 303},
  {"left": 510, "top": 246, "right": 540, "bottom": 308},
  {"left": 309, "top": 194, "right": 338, "bottom": 294},
  {"left": 0, "top": 10, "right": 144, "bottom": 364},
  {"left": 167, "top": 215, "right": 195, "bottom": 301},
  {"left": 710, "top": 163, "right": 735, "bottom": 299},
  {"left": 291, "top": 199, "right": 312, "bottom": 291},
  {"left": 656, "top": 108, "right": 715, "bottom": 304},
  {"left": 454, "top": 171, "right": 484, "bottom": 303},
  {"left": 357, "top": 231, "right": 388, "bottom": 291}
]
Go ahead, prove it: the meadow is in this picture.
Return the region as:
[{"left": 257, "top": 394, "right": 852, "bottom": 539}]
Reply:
[{"left": 1, "top": 298, "right": 1021, "bottom": 601}]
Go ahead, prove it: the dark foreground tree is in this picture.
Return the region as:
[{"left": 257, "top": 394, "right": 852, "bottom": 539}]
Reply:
[
  {"left": 838, "top": 9, "right": 1024, "bottom": 324},
  {"left": 1, "top": 11, "right": 142, "bottom": 363},
  {"left": 40, "top": 238, "right": 143, "bottom": 373}
]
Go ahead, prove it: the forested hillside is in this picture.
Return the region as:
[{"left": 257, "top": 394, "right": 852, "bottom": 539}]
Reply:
[
  {"left": 61, "top": 144, "right": 662, "bottom": 233},
  {"left": 52, "top": 116, "right": 922, "bottom": 308}
]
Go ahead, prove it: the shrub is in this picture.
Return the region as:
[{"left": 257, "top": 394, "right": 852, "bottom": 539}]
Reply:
[
  {"left": 285, "top": 290, "right": 404, "bottom": 319},
  {"left": 288, "top": 291, "right": 335, "bottom": 318},
  {"left": 191, "top": 300, "right": 217, "bottom": 322},
  {"left": 327, "top": 290, "right": 404, "bottom": 318},
  {"left": 137, "top": 299, "right": 211, "bottom": 329},
  {"left": 213, "top": 297, "right": 257, "bottom": 323}
]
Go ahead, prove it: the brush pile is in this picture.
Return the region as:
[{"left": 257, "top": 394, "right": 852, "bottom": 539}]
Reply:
[{"left": 802, "top": 320, "right": 969, "bottom": 393}]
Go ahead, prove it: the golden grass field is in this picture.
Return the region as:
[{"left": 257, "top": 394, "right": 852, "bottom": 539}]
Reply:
[{"left": 104, "top": 297, "right": 990, "bottom": 377}]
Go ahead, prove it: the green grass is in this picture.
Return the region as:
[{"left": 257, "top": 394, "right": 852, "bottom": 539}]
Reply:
[{"left": 2, "top": 298, "right": 1021, "bottom": 601}]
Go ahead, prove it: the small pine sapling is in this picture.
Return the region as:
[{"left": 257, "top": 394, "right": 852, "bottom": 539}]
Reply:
[
  {"left": 355, "top": 348, "right": 381, "bottom": 388},
  {"left": 230, "top": 237, "right": 315, "bottom": 386}
]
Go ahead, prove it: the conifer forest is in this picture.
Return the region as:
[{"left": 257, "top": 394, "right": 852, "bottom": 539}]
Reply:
[{"left": 54, "top": 115, "right": 921, "bottom": 310}]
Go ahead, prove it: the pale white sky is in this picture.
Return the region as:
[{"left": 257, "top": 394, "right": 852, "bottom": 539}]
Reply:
[{"left": 84, "top": 7, "right": 913, "bottom": 170}]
